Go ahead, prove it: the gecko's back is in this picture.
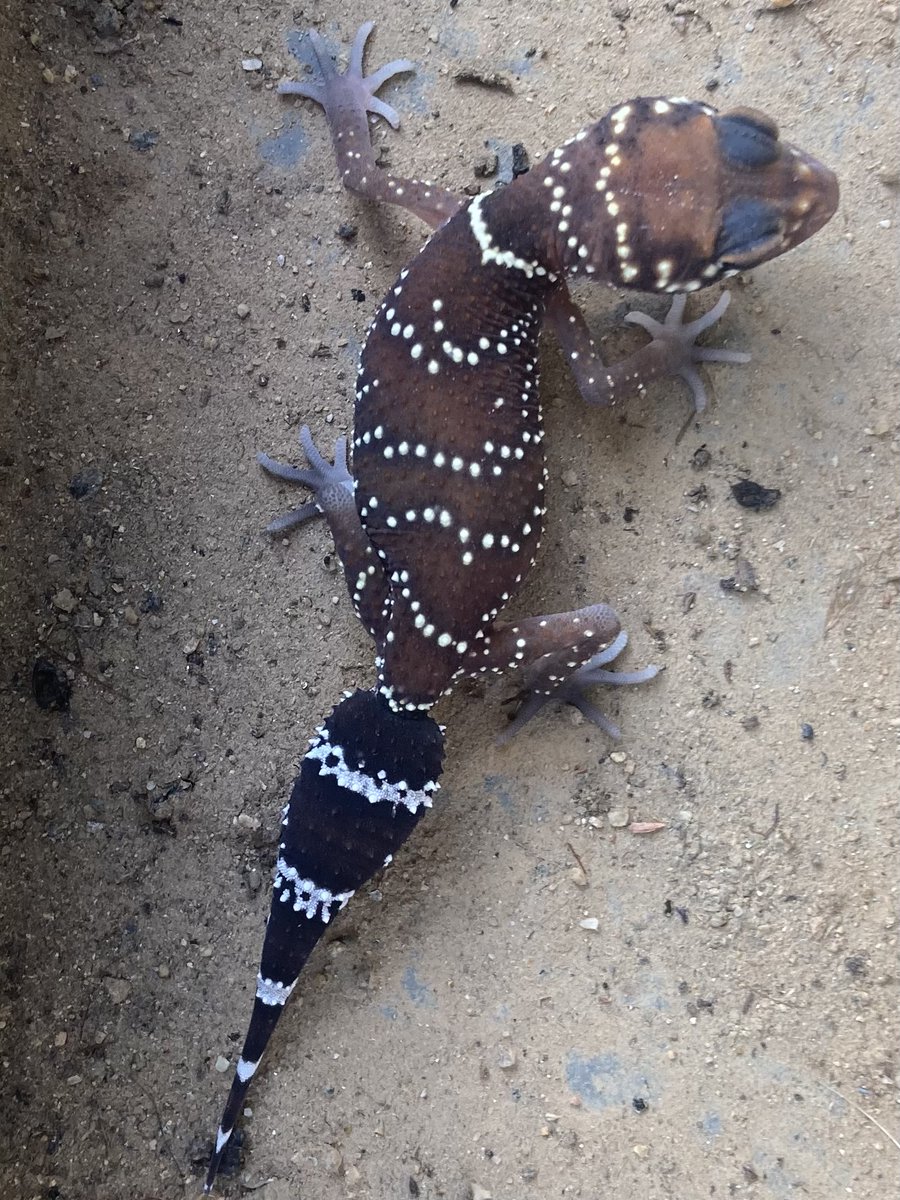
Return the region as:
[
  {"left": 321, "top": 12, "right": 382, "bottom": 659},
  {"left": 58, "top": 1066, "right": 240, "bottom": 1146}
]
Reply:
[{"left": 352, "top": 211, "right": 557, "bottom": 709}]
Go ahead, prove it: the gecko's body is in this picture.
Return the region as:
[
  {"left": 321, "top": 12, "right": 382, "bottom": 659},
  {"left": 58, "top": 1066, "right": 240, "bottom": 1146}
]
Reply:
[{"left": 204, "top": 23, "right": 837, "bottom": 1190}]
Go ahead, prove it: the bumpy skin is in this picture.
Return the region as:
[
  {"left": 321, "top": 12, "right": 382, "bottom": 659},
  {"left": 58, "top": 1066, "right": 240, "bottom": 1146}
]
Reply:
[
  {"left": 205, "top": 24, "right": 838, "bottom": 1191},
  {"left": 273, "top": 34, "right": 838, "bottom": 714}
]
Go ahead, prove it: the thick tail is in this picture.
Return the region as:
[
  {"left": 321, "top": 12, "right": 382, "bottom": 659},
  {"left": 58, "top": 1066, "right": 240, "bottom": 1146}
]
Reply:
[{"left": 204, "top": 689, "right": 445, "bottom": 1192}]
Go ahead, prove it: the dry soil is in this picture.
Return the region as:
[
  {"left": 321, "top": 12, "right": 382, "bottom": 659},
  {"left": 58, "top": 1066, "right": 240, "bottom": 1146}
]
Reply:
[{"left": 1, "top": 2, "right": 898, "bottom": 1199}]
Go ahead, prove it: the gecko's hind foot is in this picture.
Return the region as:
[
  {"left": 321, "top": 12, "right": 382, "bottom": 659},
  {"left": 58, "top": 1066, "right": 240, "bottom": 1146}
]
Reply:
[
  {"left": 258, "top": 425, "right": 354, "bottom": 536},
  {"left": 500, "top": 632, "right": 659, "bottom": 743},
  {"left": 625, "top": 290, "right": 751, "bottom": 413},
  {"left": 278, "top": 21, "right": 415, "bottom": 130}
]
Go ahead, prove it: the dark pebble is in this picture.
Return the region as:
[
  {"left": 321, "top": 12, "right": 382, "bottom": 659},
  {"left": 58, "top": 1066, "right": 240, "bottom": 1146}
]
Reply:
[
  {"left": 92, "top": 0, "right": 122, "bottom": 38},
  {"left": 140, "top": 591, "right": 163, "bottom": 613},
  {"left": 511, "top": 142, "right": 530, "bottom": 177},
  {"left": 337, "top": 222, "right": 358, "bottom": 240},
  {"left": 730, "top": 479, "right": 781, "bottom": 510},
  {"left": 129, "top": 130, "right": 160, "bottom": 153},
  {"left": 69, "top": 467, "right": 103, "bottom": 499},
  {"left": 800, "top": 723, "right": 814, "bottom": 740},
  {"left": 632, "top": 1097, "right": 648, "bottom": 1112},
  {"left": 32, "top": 659, "right": 72, "bottom": 711},
  {"left": 351, "top": 288, "right": 366, "bottom": 303},
  {"left": 691, "top": 444, "right": 711, "bottom": 470}
]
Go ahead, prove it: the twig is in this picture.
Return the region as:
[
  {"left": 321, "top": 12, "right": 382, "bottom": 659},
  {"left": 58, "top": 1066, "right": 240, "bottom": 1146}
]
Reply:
[
  {"left": 566, "top": 842, "right": 587, "bottom": 878},
  {"left": 823, "top": 1084, "right": 900, "bottom": 1152}
]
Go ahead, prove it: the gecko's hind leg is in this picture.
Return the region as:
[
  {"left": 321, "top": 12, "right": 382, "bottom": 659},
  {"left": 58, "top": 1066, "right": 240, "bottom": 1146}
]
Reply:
[
  {"left": 463, "top": 603, "right": 659, "bottom": 742},
  {"left": 500, "top": 630, "right": 659, "bottom": 742}
]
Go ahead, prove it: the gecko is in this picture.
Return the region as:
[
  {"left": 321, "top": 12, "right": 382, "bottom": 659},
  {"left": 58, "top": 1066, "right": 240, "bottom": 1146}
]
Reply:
[{"left": 204, "top": 22, "right": 838, "bottom": 1190}]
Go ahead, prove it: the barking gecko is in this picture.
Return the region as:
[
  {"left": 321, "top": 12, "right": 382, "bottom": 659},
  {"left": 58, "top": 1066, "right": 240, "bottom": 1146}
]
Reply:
[{"left": 204, "top": 22, "right": 837, "bottom": 1190}]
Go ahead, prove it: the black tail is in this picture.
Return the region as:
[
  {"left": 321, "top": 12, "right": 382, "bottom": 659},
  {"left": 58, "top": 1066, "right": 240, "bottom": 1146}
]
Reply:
[{"left": 204, "top": 689, "right": 445, "bottom": 1192}]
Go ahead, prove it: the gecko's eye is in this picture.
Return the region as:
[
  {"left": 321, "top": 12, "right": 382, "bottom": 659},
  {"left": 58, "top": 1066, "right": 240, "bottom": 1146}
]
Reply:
[
  {"left": 716, "top": 109, "right": 781, "bottom": 170},
  {"left": 715, "top": 197, "right": 784, "bottom": 266}
]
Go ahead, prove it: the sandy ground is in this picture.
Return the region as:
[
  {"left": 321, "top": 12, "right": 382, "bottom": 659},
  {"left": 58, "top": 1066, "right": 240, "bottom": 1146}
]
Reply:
[{"left": 1, "top": 1, "right": 898, "bottom": 1198}]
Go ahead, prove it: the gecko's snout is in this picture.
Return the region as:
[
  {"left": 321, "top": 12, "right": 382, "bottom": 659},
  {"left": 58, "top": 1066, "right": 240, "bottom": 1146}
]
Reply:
[
  {"left": 712, "top": 107, "right": 839, "bottom": 269},
  {"left": 784, "top": 144, "right": 840, "bottom": 243}
]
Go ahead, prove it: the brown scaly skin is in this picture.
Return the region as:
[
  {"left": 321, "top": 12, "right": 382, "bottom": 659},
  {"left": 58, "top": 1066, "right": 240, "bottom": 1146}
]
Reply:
[{"left": 204, "top": 23, "right": 838, "bottom": 1191}]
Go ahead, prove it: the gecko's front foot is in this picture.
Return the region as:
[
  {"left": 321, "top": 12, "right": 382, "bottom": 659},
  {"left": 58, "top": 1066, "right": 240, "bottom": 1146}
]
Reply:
[
  {"left": 258, "top": 425, "right": 354, "bottom": 535},
  {"left": 625, "top": 290, "right": 751, "bottom": 413},
  {"left": 500, "top": 631, "right": 659, "bottom": 743},
  {"left": 277, "top": 20, "right": 414, "bottom": 130}
]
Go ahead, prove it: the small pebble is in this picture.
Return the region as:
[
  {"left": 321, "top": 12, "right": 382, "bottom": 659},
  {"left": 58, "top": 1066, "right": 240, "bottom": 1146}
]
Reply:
[
  {"left": 236, "top": 303, "right": 251, "bottom": 319},
  {"left": 579, "top": 917, "right": 600, "bottom": 931},
  {"left": 801, "top": 723, "right": 815, "bottom": 740},
  {"left": 214, "top": 1055, "right": 231, "bottom": 1073},
  {"left": 52, "top": 588, "right": 78, "bottom": 613},
  {"left": 54, "top": 1031, "right": 67, "bottom": 1047},
  {"left": 241, "top": 58, "right": 263, "bottom": 71},
  {"left": 473, "top": 150, "right": 499, "bottom": 178},
  {"left": 608, "top": 808, "right": 629, "bottom": 828},
  {"left": 104, "top": 977, "right": 131, "bottom": 1004}
]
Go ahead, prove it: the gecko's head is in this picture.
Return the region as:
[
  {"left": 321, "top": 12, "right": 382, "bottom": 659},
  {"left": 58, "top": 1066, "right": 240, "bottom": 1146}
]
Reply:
[{"left": 551, "top": 97, "right": 838, "bottom": 291}]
